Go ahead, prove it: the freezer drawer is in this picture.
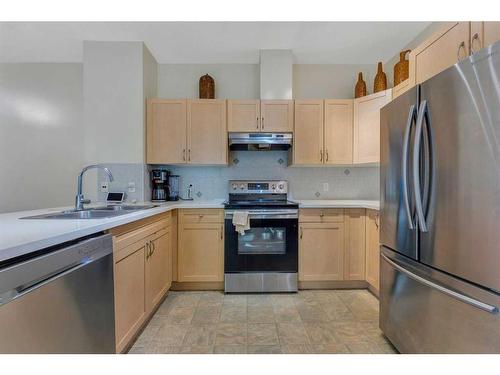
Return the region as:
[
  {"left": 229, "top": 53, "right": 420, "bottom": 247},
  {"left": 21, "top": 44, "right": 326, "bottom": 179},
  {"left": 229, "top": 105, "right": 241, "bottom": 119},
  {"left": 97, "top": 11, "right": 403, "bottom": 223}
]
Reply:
[{"left": 380, "top": 246, "right": 500, "bottom": 353}]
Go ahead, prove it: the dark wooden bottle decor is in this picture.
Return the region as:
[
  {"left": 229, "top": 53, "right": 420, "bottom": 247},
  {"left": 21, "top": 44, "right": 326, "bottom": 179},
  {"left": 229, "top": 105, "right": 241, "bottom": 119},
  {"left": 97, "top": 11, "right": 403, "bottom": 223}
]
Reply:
[
  {"left": 394, "top": 49, "right": 411, "bottom": 86},
  {"left": 199, "top": 74, "right": 215, "bottom": 99},
  {"left": 374, "top": 62, "right": 387, "bottom": 93},
  {"left": 355, "top": 72, "right": 367, "bottom": 98}
]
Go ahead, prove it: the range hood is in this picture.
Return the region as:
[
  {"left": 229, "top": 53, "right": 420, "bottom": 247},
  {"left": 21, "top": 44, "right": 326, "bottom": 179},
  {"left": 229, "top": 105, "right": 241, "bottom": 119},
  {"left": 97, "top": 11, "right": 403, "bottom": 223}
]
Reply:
[{"left": 229, "top": 133, "right": 292, "bottom": 151}]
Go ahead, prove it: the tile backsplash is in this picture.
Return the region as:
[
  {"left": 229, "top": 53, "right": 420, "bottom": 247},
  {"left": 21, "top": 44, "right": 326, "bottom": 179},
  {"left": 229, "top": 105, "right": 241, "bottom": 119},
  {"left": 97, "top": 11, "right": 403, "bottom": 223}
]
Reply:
[{"left": 96, "top": 163, "right": 149, "bottom": 203}]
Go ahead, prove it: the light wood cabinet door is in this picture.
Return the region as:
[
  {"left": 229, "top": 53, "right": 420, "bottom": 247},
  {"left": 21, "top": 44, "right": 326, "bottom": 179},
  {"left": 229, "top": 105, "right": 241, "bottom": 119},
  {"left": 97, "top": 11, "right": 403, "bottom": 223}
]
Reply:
[
  {"left": 227, "top": 100, "right": 260, "bottom": 132},
  {"left": 145, "top": 229, "right": 171, "bottom": 312},
  {"left": 114, "top": 242, "right": 146, "bottom": 353},
  {"left": 471, "top": 22, "right": 500, "bottom": 53},
  {"left": 324, "top": 99, "right": 353, "bottom": 165},
  {"left": 344, "top": 209, "right": 366, "bottom": 281},
  {"left": 410, "top": 22, "right": 470, "bottom": 85},
  {"left": 353, "top": 89, "right": 392, "bottom": 164},
  {"left": 365, "top": 210, "right": 380, "bottom": 291},
  {"left": 187, "top": 99, "right": 227, "bottom": 165},
  {"left": 293, "top": 100, "right": 324, "bottom": 165},
  {"left": 299, "top": 222, "right": 345, "bottom": 281},
  {"left": 147, "top": 99, "right": 187, "bottom": 164},
  {"left": 178, "top": 223, "right": 224, "bottom": 282},
  {"left": 260, "top": 100, "right": 294, "bottom": 132}
]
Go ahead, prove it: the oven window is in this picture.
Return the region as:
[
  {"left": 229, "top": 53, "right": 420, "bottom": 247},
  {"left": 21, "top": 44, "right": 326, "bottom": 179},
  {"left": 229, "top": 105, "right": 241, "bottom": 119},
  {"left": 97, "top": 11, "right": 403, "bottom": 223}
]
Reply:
[{"left": 238, "top": 228, "right": 286, "bottom": 255}]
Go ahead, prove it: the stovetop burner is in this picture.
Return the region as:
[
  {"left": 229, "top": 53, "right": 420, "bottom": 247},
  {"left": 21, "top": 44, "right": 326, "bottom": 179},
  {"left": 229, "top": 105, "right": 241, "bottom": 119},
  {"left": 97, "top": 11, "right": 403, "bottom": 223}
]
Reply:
[{"left": 223, "top": 200, "right": 299, "bottom": 210}]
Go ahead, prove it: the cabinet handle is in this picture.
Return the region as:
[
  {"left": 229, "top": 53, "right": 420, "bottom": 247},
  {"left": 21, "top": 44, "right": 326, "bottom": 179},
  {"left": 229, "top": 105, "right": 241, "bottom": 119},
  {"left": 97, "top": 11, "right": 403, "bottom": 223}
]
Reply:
[
  {"left": 182, "top": 149, "right": 186, "bottom": 161},
  {"left": 145, "top": 241, "right": 150, "bottom": 259},
  {"left": 188, "top": 149, "right": 191, "bottom": 161},
  {"left": 199, "top": 214, "right": 204, "bottom": 219},
  {"left": 457, "top": 41, "right": 466, "bottom": 61},
  {"left": 262, "top": 117, "right": 264, "bottom": 130},
  {"left": 471, "top": 32, "right": 481, "bottom": 54},
  {"left": 374, "top": 214, "right": 379, "bottom": 229},
  {"left": 256, "top": 117, "right": 259, "bottom": 129},
  {"left": 151, "top": 240, "right": 155, "bottom": 256},
  {"left": 320, "top": 150, "right": 323, "bottom": 162},
  {"left": 220, "top": 226, "right": 223, "bottom": 240},
  {"left": 325, "top": 149, "right": 329, "bottom": 162},
  {"left": 319, "top": 211, "right": 324, "bottom": 218},
  {"left": 300, "top": 227, "right": 303, "bottom": 239}
]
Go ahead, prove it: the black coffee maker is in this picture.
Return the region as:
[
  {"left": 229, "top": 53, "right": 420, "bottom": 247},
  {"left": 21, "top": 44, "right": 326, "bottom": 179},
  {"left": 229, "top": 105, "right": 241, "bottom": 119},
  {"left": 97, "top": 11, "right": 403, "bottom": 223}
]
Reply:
[{"left": 151, "top": 169, "right": 169, "bottom": 201}]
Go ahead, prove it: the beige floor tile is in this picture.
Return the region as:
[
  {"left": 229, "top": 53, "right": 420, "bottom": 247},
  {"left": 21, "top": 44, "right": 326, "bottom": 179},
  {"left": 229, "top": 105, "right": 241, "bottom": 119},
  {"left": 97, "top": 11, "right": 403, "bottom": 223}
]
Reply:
[
  {"left": 178, "top": 345, "right": 214, "bottom": 354},
  {"left": 215, "top": 323, "right": 247, "bottom": 346},
  {"left": 247, "top": 345, "right": 282, "bottom": 354},
  {"left": 166, "top": 306, "right": 196, "bottom": 324},
  {"left": 192, "top": 305, "right": 221, "bottom": 324},
  {"left": 247, "top": 323, "right": 279, "bottom": 346},
  {"left": 183, "top": 324, "right": 217, "bottom": 346},
  {"left": 172, "top": 292, "right": 202, "bottom": 308},
  {"left": 223, "top": 294, "right": 247, "bottom": 306},
  {"left": 280, "top": 344, "right": 314, "bottom": 354},
  {"left": 270, "top": 294, "right": 296, "bottom": 307},
  {"left": 247, "top": 295, "right": 272, "bottom": 307},
  {"left": 313, "top": 290, "right": 344, "bottom": 303},
  {"left": 303, "top": 322, "right": 339, "bottom": 344},
  {"left": 311, "top": 343, "right": 350, "bottom": 354},
  {"left": 147, "top": 344, "right": 183, "bottom": 354},
  {"left": 273, "top": 305, "right": 302, "bottom": 323},
  {"left": 277, "top": 323, "right": 310, "bottom": 345},
  {"left": 321, "top": 300, "right": 356, "bottom": 322},
  {"left": 214, "top": 345, "right": 247, "bottom": 354},
  {"left": 247, "top": 305, "right": 275, "bottom": 323},
  {"left": 327, "top": 321, "right": 366, "bottom": 342},
  {"left": 151, "top": 323, "right": 190, "bottom": 347},
  {"left": 296, "top": 304, "right": 328, "bottom": 322},
  {"left": 220, "top": 305, "right": 247, "bottom": 322},
  {"left": 345, "top": 340, "right": 394, "bottom": 354}
]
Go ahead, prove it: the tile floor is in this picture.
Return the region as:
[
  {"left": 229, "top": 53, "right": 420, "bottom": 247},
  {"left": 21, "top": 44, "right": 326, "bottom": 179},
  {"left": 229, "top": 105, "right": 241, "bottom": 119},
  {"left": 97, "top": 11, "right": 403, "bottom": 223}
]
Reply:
[{"left": 128, "top": 289, "right": 397, "bottom": 354}]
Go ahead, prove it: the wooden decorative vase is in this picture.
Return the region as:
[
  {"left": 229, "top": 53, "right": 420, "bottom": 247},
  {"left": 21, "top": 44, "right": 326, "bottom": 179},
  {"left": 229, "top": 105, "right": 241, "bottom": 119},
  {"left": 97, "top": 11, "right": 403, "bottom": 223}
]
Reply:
[
  {"left": 394, "top": 50, "right": 411, "bottom": 86},
  {"left": 199, "top": 74, "right": 215, "bottom": 99},
  {"left": 374, "top": 62, "right": 387, "bottom": 93},
  {"left": 355, "top": 72, "right": 367, "bottom": 98}
]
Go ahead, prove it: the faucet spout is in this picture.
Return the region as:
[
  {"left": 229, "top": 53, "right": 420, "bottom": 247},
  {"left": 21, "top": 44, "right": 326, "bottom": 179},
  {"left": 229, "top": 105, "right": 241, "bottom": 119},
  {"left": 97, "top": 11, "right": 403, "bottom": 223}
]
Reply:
[{"left": 75, "top": 165, "right": 114, "bottom": 211}]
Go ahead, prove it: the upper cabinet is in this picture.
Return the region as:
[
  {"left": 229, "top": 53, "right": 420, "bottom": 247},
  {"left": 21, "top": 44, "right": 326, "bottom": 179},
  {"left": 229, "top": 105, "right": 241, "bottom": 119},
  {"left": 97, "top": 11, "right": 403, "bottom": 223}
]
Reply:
[
  {"left": 470, "top": 22, "right": 500, "bottom": 54},
  {"left": 187, "top": 100, "right": 227, "bottom": 165},
  {"left": 227, "top": 100, "right": 260, "bottom": 132},
  {"left": 147, "top": 99, "right": 187, "bottom": 164},
  {"left": 261, "top": 100, "right": 294, "bottom": 132},
  {"left": 410, "top": 22, "right": 470, "bottom": 85},
  {"left": 293, "top": 100, "right": 324, "bottom": 165},
  {"left": 146, "top": 99, "right": 227, "bottom": 165},
  {"left": 353, "top": 89, "right": 392, "bottom": 164},
  {"left": 227, "top": 99, "right": 293, "bottom": 132},
  {"left": 324, "top": 100, "right": 353, "bottom": 165}
]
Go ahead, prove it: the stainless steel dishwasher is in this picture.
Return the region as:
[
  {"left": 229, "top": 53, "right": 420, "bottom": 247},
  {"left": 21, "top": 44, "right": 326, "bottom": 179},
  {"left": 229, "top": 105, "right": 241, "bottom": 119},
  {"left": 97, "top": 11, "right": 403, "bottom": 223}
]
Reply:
[{"left": 0, "top": 233, "right": 115, "bottom": 353}]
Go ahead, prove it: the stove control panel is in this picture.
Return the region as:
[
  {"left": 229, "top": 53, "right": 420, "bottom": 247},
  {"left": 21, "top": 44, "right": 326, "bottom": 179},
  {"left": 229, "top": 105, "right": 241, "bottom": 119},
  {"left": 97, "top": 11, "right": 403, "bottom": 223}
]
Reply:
[{"left": 228, "top": 180, "right": 288, "bottom": 194}]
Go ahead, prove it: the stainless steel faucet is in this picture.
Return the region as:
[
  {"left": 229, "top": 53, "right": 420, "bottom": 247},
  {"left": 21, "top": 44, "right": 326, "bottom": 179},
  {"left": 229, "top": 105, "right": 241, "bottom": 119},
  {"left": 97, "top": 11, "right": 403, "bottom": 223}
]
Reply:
[{"left": 75, "top": 165, "right": 114, "bottom": 211}]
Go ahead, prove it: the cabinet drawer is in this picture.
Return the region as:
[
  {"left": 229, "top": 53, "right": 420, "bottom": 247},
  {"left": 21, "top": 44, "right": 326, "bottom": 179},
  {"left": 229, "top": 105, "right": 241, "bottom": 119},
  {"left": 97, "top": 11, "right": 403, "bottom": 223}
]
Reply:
[
  {"left": 299, "top": 208, "right": 344, "bottom": 223},
  {"left": 113, "top": 216, "right": 170, "bottom": 254},
  {"left": 179, "top": 209, "right": 223, "bottom": 224}
]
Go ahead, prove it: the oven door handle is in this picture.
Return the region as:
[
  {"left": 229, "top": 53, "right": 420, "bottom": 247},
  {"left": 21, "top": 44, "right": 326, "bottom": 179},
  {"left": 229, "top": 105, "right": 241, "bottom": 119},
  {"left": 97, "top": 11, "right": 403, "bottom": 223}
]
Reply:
[{"left": 224, "top": 209, "right": 298, "bottom": 219}]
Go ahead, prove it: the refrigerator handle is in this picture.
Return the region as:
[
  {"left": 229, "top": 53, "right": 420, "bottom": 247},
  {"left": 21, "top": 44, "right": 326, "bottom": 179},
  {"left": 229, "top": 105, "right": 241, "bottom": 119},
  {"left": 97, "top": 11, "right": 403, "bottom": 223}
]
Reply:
[
  {"left": 413, "top": 100, "right": 429, "bottom": 232},
  {"left": 402, "top": 104, "right": 416, "bottom": 230},
  {"left": 381, "top": 253, "right": 499, "bottom": 315}
]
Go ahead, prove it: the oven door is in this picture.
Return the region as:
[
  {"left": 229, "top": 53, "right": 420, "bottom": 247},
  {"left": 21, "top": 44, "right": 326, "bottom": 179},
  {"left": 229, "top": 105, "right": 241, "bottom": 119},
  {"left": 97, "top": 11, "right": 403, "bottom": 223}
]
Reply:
[{"left": 224, "top": 209, "right": 298, "bottom": 273}]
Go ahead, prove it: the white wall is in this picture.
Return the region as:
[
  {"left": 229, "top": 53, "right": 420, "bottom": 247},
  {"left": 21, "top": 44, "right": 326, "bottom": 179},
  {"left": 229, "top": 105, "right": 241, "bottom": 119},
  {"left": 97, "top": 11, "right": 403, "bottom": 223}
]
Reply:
[{"left": 0, "top": 63, "right": 84, "bottom": 213}]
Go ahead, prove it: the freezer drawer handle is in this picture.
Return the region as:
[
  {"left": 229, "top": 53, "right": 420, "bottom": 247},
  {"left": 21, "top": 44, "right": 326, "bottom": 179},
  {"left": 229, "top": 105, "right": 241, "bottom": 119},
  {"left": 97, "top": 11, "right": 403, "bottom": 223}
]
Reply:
[
  {"left": 402, "top": 104, "right": 416, "bottom": 230},
  {"left": 381, "top": 253, "right": 499, "bottom": 315}
]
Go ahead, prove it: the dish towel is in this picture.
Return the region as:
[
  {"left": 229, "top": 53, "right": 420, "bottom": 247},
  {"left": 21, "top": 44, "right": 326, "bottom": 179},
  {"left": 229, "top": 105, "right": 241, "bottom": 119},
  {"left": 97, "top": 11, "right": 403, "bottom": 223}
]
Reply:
[{"left": 232, "top": 211, "right": 250, "bottom": 235}]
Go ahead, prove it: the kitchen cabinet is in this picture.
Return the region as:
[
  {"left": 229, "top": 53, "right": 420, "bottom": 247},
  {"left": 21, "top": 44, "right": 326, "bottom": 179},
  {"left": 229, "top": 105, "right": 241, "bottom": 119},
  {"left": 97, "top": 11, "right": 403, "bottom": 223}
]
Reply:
[
  {"left": 392, "top": 78, "right": 412, "bottom": 100},
  {"left": 178, "top": 209, "right": 224, "bottom": 282},
  {"left": 409, "top": 22, "right": 470, "bottom": 85},
  {"left": 470, "top": 22, "right": 500, "bottom": 54},
  {"left": 187, "top": 99, "right": 227, "bottom": 165},
  {"left": 344, "top": 209, "right": 366, "bottom": 281},
  {"left": 299, "top": 208, "right": 344, "bottom": 223},
  {"left": 260, "top": 100, "right": 294, "bottom": 132},
  {"left": 293, "top": 100, "right": 324, "bottom": 165},
  {"left": 365, "top": 209, "right": 380, "bottom": 292},
  {"left": 299, "top": 222, "right": 345, "bottom": 281},
  {"left": 227, "top": 100, "right": 293, "bottom": 132},
  {"left": 146, "top": 99, "right": 187, "bottom": 164},
  {"left": 353, "top": 89, "right": 392, "bottom": 164},
  {"left": 111, "top": 214, "right": 171, "bottom": 353},
  {"left": 324, "top": 99, "right": 353, "bottom": 164}
]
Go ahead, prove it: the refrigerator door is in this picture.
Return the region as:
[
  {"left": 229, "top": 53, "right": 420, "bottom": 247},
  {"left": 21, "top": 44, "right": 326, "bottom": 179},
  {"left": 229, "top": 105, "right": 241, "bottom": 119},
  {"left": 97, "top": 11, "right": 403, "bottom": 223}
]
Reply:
[
  {"left": 380, "top": 87, "right": 419, "bottom": 259},
  {"left": 417, "top": 41, "right": 500, "bottom": 292},
  {"left": 380, "top": 246, "right": 500, "bottom": 353}
]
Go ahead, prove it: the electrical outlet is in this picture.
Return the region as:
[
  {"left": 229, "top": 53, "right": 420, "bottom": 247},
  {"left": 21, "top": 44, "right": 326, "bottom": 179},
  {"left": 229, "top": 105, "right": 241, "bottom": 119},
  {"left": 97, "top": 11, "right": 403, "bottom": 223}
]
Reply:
[
  {"left": 323, "top": 183, "right": 329, "bottom": 192},
  {"left": 100, "top": 182, "right": 109, "bottom": 193},
  {"left": 128, "top": 182, "right": 136, "bottom": 193}
]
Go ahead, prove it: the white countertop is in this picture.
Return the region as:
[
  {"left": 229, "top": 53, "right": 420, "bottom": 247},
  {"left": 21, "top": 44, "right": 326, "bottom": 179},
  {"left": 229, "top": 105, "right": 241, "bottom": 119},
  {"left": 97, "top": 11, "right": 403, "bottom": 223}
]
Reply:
[{"left": 0, "top": 199, "right": 379, "bottom": 263}]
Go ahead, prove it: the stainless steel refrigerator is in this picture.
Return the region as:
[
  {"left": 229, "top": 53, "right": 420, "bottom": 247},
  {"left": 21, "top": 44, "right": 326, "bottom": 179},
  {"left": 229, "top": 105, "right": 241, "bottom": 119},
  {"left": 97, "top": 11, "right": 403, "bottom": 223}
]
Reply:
[{"left": 379, "top": 40, "right": 500, "bottom": 353}]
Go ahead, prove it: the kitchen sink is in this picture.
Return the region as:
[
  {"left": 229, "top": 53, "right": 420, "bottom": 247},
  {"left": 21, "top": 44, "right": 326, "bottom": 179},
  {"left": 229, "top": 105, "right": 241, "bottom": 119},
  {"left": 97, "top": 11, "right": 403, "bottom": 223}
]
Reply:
[{"left": 20, "top": 205, "right": 159, "bottom": 220}]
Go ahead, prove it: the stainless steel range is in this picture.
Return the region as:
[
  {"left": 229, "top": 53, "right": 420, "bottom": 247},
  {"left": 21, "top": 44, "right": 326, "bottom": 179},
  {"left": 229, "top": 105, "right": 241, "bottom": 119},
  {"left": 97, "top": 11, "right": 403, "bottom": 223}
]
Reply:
[{"left": 224, "top": 180, "right": 298, "bottom": 293}]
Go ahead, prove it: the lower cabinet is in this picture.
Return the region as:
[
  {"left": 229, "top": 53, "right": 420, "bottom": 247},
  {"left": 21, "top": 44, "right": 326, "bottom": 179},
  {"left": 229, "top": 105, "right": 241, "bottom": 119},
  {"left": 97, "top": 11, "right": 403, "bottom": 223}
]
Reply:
[
  {"left": 299, "top": 222, "right": 345, "bottom": 281},
  {"left": 111, "top": 214, "right": 172, "bottom": 353},
  {"left": 365, "top": 209, "right": 380, "bottom": 292},
  {"left": 177, "top": 209, "right": 224, "bottom": 282},
  {"left": 344, "top": 209, "right": 366, "bottom": 280}
]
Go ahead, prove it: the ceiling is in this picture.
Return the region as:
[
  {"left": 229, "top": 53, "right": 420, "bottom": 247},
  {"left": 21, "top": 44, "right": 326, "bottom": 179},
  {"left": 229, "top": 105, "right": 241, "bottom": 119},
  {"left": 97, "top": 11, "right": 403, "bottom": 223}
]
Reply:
[{"left": 0, "top": 22, "right": 430, "bottom": 64}]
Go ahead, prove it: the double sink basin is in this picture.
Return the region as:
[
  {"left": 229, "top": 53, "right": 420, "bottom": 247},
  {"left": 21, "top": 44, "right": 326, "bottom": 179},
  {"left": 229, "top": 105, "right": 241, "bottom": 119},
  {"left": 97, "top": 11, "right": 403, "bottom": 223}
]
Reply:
[{"left": 21, "top": 204, "right": 158, "bottom": 220}]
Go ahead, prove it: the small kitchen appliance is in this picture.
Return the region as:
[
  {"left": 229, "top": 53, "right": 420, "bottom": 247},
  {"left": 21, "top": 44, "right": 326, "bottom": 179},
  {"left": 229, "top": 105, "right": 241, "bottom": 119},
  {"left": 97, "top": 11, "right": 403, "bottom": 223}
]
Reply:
[
  {"left": 151, "top": 169, "right": 169, "bottom": 202},
  {"left": 224, "top": 180, "right": 298, "bottom": 293},
  {"left": 167, "top": 175, "right": 180, "bottom": 201}
]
